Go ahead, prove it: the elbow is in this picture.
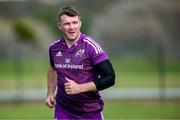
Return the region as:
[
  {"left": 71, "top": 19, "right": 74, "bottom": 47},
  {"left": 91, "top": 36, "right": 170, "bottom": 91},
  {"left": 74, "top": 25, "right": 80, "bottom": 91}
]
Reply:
[
  {"left": 103, "top": 73, "right": 115, "bottom": 89},
  {"left": 112, "top": 73, "right": 115, "bottom": 86},
  {"left": 94, "top": 72, "right": 116, "bottom": 91},
  {"left": 109, "top": 73, "right": 115, "bottom": 87}
]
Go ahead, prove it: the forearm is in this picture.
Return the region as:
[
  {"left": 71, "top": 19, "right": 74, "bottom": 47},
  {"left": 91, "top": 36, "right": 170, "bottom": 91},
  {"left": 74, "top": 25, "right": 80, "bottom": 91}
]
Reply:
[
  {"left": 93, "top": 74, "right": 115, "bottom": 91},
  {"left": 93, "top": 60, "right": 115, "bottom": 91},
  {"left": 79, "top": 74, "right": 115, "bottom": 93},
  {"left": 80, "top": 60, "right": 115, "bottom": 92},
  {"left": 47, "top": 66, "right": 57, "bottom": 96},
  {"left": 79, "top": 81, "right": 97, "bottom": 93},
  {"left": 64, "top": 60, "right": 115, "bottom": 94}
]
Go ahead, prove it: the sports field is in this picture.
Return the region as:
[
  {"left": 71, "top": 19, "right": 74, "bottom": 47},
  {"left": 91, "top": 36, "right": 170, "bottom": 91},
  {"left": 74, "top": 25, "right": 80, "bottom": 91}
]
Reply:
[
  {"left": 0, "top": 58, "right": 180, "bottom": 89},
  {"left": 0, "top": 100, "right": 180, "bottom": 119},
  {"left": 0, "top": 58, "right": 179, "bottom": 119}
]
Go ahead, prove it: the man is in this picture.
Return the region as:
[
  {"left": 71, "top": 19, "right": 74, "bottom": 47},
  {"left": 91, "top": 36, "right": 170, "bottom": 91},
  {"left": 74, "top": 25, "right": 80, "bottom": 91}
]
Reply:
[{"left": 46, "top": 6, "right": 115, "bottom": 120}]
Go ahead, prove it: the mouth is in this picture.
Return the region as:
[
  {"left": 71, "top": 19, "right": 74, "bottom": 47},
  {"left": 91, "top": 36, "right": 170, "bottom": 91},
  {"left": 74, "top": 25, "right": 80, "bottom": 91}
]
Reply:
[{"left": 68, "top": 31, "right": 76, "bottom": 36}]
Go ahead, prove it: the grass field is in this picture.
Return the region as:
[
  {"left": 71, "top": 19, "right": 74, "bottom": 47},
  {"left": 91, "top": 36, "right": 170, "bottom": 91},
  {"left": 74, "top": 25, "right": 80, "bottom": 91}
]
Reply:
[
  {"left": 0, "top": 100, "right": 180, "bottom": 119},
  {"left": 0, "top": 57, "right": 180, "bottom": 89},
  {"left": 0, "top": 57, "right": 180, "bottom": 119}
]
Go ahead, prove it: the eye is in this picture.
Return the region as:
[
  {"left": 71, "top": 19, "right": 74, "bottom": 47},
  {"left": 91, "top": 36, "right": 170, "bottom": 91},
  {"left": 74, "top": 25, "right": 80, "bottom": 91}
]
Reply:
[
  {"left": 72, "top": 21, "right": 78, "bottom": 24},
  {"left": 63, "top": 22, "right": 70, "bottom": 26}
]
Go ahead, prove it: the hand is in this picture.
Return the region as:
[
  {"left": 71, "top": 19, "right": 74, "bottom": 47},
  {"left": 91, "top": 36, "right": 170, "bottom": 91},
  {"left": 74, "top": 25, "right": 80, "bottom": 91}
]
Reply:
[
  {"left": 45, "top": 94, "right": 56, "bottom": 108},
  {"left": 64, "top": 77, "right": 81, "bottom": 95}
]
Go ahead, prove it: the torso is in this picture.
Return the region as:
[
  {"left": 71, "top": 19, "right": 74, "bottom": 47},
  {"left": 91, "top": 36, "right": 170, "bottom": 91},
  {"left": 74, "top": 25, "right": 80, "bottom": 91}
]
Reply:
[{"left": 49, "top": 33, "right": 108, "bottom": 113}]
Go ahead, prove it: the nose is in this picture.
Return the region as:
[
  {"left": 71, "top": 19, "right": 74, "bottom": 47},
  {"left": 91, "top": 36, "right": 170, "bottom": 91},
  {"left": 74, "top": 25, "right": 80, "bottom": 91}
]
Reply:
[{"left": 69, "top": 23, "right": 74, "bottom": 29}]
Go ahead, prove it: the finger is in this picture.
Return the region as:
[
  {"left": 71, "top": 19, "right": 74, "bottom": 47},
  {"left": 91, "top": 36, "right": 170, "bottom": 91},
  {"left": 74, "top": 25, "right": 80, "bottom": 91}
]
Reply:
[
  {"left": 65, "top": 86, "right": 71, "bottom": 90},
  {"left": 65, "top": 88, "right": 71, "bottom": 93},
  {"left": 54, "top": 99, "right": 56, "bottom": 106},
  {"left": 64, "top": 83, "right": 71, "bottom": 86},
  {"left": 65, "top": 85, "right": 71, "bottom": 90},
  {"left": 65, "top": 90, "right": 70, "bottom": 94},
  {"left": 66, "top": 91, "right": 73, "bottom": 95},
  {"left": 50, "top": 97, "right": 54, "bottom": 103},
  {"left": 65, "top": 77, "right": 73, "bottom": 82},
  {"left": 65, "top": 83, "right": 71, "bottom": 87},
  {"left": 46, "top": 100, "right": 53, "bottom": 108},
  {"left": 50, "top": 97, "right": 56, "bottom": 106},
  {"left": 47, "top": 97, "right": 55, "bottom": 108}
]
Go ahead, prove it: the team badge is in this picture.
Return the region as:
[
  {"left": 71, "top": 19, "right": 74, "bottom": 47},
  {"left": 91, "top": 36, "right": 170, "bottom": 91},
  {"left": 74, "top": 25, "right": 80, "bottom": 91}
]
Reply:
[
  {"left": 65, "top": 58, "right": 70, "bottom": 63},
  {"left": 75, "top": 49, "right": 85, "bottom": 57}
]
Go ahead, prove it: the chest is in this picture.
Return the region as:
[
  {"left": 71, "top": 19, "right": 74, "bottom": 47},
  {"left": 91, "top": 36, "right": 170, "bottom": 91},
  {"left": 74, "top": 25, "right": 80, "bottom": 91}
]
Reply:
[{"left": 52, "top": 47, "right": 91, "bottom": 71}]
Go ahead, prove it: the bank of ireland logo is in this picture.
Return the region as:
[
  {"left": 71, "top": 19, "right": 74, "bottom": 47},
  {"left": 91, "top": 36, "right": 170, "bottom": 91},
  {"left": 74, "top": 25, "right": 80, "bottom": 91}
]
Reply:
[
  {"left": 56, "top": 50, "right": 62, "bottom": 57},
  {"left": 65, "top": 58, "right": 70, "bottom": 63},
  {"left": 75, "top": 49, "right": 85, "bottom": 57}
]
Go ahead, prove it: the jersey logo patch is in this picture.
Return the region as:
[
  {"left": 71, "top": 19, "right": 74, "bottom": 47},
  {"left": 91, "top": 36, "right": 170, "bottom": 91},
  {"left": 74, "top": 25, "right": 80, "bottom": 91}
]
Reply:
[
  {"left": 65, "top": 58, "right": 71, "bottom": 63},
  {"left": 75, "top": 49, "right": 85, "bottom": 57},
  {"left": 56, "top": 51, "right": 62, "bottom": 57}
]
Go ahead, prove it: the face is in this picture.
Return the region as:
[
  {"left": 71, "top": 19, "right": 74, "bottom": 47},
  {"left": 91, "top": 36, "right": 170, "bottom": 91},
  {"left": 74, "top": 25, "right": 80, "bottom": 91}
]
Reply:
[{"left": 58, "top": 15, "right": 81, "bottom": 41}]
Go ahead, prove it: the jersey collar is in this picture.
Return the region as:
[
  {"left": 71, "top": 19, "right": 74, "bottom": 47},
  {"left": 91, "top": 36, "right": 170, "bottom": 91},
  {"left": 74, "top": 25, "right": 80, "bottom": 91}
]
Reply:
[{"left": 61, "top": 33, "right": 84, "bottom": 52}]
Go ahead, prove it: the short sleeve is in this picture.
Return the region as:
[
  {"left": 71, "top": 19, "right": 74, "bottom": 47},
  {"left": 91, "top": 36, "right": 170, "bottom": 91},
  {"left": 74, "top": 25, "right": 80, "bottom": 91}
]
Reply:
[
  {"left": 85, "top": 37, "right": 109, "bottom": 65},
  {"left": 49, "top": 46, "right": 55, "bottom": 68}
]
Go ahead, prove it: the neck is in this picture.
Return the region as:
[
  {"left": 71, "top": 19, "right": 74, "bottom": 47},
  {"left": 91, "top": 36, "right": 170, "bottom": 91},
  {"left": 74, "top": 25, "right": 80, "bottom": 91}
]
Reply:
[{"left": 64, "top": 33, "right": 81, "bottom": 48}]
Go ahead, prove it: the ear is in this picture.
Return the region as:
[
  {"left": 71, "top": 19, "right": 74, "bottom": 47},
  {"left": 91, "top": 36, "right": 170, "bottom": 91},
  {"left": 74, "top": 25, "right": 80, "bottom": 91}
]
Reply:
[
  {"left": 79, "top": 20, "right": 82, "bottom": 28},
  {"left": 57, "top": 22, "right": 62, "bottom": 30}
]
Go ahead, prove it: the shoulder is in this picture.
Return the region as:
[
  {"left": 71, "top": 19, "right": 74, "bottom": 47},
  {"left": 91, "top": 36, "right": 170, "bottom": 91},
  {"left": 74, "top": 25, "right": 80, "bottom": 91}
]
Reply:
[
  {"left": 48, "top": 39, "right": 62, "bottom": 50},
  {"left": 82, "top": 35, "right": 103, "bottom": 54}
]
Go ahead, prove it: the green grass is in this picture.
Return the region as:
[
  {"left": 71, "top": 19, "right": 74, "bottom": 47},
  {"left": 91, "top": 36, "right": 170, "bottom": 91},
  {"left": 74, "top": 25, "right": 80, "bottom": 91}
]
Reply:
[
  {"left": 0, "top": 58, "right": 48, "bottom": 90},
  {"left": 103, "top": 100, "right": 180, "bottom": 119},
  {"left": 0, "top": 57, "right": 180, "bottom": 89},
  {"left": 0, "top": 102, "right": 53, "bottom": 119},
  {"left": 0, "top": 100, "right": 179, "bottom": 119}
]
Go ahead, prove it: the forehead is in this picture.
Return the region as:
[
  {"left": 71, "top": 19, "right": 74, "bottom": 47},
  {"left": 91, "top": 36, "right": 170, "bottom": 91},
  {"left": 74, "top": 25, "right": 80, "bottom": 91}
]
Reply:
[{"left": 60, "top": 15, "right": 79, "bottom": 23}]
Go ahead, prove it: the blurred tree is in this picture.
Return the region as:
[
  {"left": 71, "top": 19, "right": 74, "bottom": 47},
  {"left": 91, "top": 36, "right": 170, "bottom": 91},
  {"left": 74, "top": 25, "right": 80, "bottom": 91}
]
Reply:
[{"left": 13, "top": 20, "right": 38, "bottom": 46}]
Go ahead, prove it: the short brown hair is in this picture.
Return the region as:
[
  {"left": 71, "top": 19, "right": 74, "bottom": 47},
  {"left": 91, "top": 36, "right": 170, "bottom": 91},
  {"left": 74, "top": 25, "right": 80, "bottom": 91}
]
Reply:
[{"left": 58, "top": 6, "right": 80, "bottom": 22}]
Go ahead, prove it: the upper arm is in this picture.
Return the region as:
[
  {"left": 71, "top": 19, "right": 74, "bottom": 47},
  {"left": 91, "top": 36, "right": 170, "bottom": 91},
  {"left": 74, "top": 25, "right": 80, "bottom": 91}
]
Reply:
[
  {"left": 48, "top": 64, "right": 56, "bottom": 72},
  {"left": 85, "top": 37, "right": 108, "bottom": 65},
  {"left": 49, "top": 47, "right": 55, "bottom": 69},
  {"left": 48, "top": 64, "right": 57, "bottom": 82},
  {"left": 94, "top": 59, "right": 115, "bottom": 77},
  {"left": 93, "top": 59, "right": 115, "bottom": 91}
]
